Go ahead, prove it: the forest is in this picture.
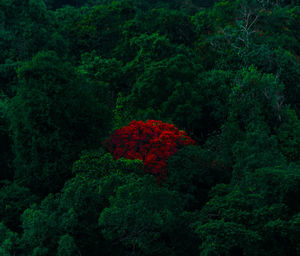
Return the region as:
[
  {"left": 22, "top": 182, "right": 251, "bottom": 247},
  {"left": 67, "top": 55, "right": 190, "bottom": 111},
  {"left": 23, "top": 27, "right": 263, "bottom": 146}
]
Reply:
[{"left": 0, "top": 0, "right": 299, "bottom": 255}]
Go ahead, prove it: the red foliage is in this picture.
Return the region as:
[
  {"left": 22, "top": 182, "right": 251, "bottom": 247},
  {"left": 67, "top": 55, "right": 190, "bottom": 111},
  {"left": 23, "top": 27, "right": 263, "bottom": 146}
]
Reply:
[{"left": 105, "top": 120, "right": 195, "bottom": 181}]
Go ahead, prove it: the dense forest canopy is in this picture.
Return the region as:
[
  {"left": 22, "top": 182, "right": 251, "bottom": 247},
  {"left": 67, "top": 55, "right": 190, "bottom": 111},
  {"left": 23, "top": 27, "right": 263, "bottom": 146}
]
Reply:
[{"left": 0, "top": 0, "right": 299, "bottom": 255}]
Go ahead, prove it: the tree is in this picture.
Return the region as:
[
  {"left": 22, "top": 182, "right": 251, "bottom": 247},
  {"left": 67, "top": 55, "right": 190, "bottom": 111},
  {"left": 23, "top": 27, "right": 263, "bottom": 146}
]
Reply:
[
  {"left": 20, "top": 152, "right": 143, "bottom": 255},
  {"left": 57, "top": 234, "right": 79, "bottom": 256},
  {"left": 165, "top": 146, "right": 230, "bottom": 210},
  {"left": 161, "top": 69, "right": 233, "bottom": 140},
  {"left": 232, "top": 128, "right": 286, "bottom": 182},
  {"left": 8, "top": 51, "right": 112, "bottom": 194},
  {"left": 78, "top": 51, "right": 125, "bottom": 93},
  {"left": 193, "top": 165, "right": 300, "bottom": 256},
  {"left": 99, "top": 174, "right": 197, "bottom": 255},
  {"left": 195, "top": 219, "right": 261, "bottom": 256},
  {"left": 105, "top": 120, "right": 195, "bottom": 181},
  {"left": 278, "top": 108, "right": 300, "bottom": 162},
  {"left": 126, "top": 51, "right": 201, "bottom": 121},
  {"left": 228, "top": 66, "right": 285, "bottom": 130},
  {"left": 0, "top": 95, "right": 13, "bottom": 180},
  {"left": 134, "top": 8, "right": 197, "bottom": 46},
  {"left": 0, "top": 222, "right": 19, "bottom": 256},
  {"left": 0, "top": 182, "right": 38, "bottom": 232},
  {"left": 75, "top": 1, "right": 136, "bottom": 57},
  {"left": 0, "top": 0, "right": 53, "bottom": 93}
]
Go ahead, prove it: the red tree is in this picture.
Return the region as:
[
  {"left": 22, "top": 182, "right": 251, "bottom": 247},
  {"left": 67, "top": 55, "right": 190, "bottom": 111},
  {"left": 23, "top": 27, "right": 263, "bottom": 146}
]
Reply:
[{"left": 105, "top": 120, "right": 195, "bottom": 181}]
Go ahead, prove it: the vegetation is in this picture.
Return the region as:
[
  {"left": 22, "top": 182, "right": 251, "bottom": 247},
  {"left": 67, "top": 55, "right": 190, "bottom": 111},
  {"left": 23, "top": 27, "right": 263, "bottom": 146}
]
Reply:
[{"left": 0, "top": 0, "right": 299, "bottom": 255}]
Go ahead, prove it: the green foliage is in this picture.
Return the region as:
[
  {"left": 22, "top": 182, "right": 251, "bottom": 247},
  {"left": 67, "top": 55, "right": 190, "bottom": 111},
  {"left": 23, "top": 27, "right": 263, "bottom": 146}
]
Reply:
[
  {"left": 51, "top": 6, "right": 88, "bottom": 58},
  {"left": 139, "top": 8, "right": 197, "bottom": 45},
  {"left": 162, "top": 69, "right": 233, "bottom": 139},
  {"left": 193, "top": 165, "right": 300, "bottom": 256},
  {"left": 289, "top": 213, "right": 300, "bottom": 254},
  {"left": 99, "top": 174, "right": 196, "bottom": 255},
  {"left": 20, "top": 153, "right": 143, "bottom": 255},
  {"left": 76, "top": 1, "right": 136, "bottom": 57},
  {"left": 232, "top": 128, "right": 286, "bottom": 181},
  {"left": 229, "top": 66, "right": 285, "bottom": 129},
  {"left": 115, "top": 32, "right": 180, "bottom": 89},
  {"left": 32, "top": 246, "right": 49, "bottom": 256},
  {"left": 112, "top": 93, "right": 133, "bottom": 129},
  {"left": 72, "top": 151, "right": 144, "bottom": 177},
  {"left": 126, "top": 50, "right": 201, "bottom": 122},
  {"left": 57, "top": 234, "right": 79, "bottom": 256},
  {"left": 0, "top": 0, "right": 50, "bottom": 59},
  {"left": 0, "top": 96, "right": 12, "bottom": 180},
  {"left": 8, "top": 51, "right": 112, "bottom": 194},
  {"left": 166, "top": 146, "right": 230, "bottom": 209},
  {"left": 1, "top": 0, "right": 300, "bottom": 255},
  {"left": 278, "top": 108, "right": 300, "bottom": 162},
  {"left": 195, "top": 219, "right": 261, "bottom": 256},
  {"left": 78, "top": 51, "right": 124, "bottom": 92},
  {"left": 0, "top": 182, "right": 38, "bottom": 232},
  {"left": 0, "top": 222, "right": 19, "bottom": 256},
  {"left": 274, "top": 49, "right": 300, "bottom": 114},
  {"left": 0, "top": 0, "right": 52, "bottom": 93}
]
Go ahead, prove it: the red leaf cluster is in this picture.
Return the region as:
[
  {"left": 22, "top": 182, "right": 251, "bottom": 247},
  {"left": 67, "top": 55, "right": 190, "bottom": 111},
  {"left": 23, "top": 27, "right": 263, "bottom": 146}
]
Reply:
[{"left": 105, "top": 120, "right": 195, "bottom": 181}]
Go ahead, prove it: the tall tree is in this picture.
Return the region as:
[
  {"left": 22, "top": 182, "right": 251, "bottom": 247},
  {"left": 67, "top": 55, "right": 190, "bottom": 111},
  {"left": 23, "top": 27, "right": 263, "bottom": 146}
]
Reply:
[{"left": 8, "top": 51, "right": 111, "bottom": 194}]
